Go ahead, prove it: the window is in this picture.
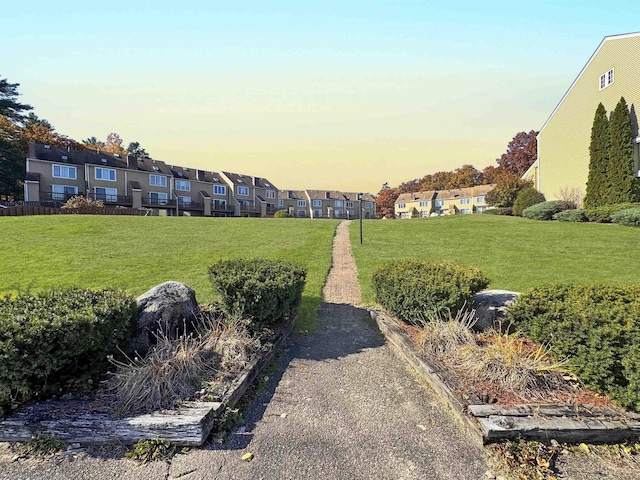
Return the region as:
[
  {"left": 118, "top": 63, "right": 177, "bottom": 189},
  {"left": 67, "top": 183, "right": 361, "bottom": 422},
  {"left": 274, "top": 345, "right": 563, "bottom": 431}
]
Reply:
[
  {"left": 313, "top": 209, "right": 322, "bottom": 217},
  {"left": 52, "top": 185, "right": 77, "bottom": 200},
  {"left": 178, "top": 196, "right": 191, "bottom": 207},
  {"left": 214, "top": 199, "right": 227, "bottom": 209},
  {"left": 335, "top": 210, "right": 343, "bottom": 217},
  {"left": 335, "top": 200, "right": 343, "bottom": 207},
  {"left": 52, "top": 164, "right": 76, "bottom": 179},
  {"left": 460, "top": 198, "right": 470, "bottom": 205},
  {"left": 150, "top": 174, "right": 167, "bottom": 187},
  {"left": 346, "top": 201, "right": 354, "bottom": 208},
  {"left": 461, "top": 208, "right": 472, "bottom": 214},
  {"left": 397, "top": 203, "right": 406, "bottom": 209},
  {"left": 266, "top": 190, "right": 276, "bottom": 199},
  {"left": 149, "top": 192, "right": 168, "bottom": 205},
  {"left": 419, "top": 201, "right": 429, "bottom": 207},
  {"left": 312, "top": 199, "right": 322, "bottom": 207},
  {"left": 476, "top": 196, "right": 485, "bottom": 203},
  {"left": 95, "top": 167, "right": 116, "bottom": 181},
  {"left": 297, "top": 210, "right": 306, "bottom": 217},
  {"left": 476, "top": 206, "right": 488, "bottom": 213},
  {"left": 599, "top": 68, "right": 614, "bottom": 90},
  {"left": 366, "top": 202, "right": 373, "bottom": 208},
  {"left": 95, "top": 187, "right": 117, "bottom": 202},
  {"left": 240, "top": 200, "right": 250, "bottom": 206},
  {"left": 214, "top": 185, "right": 226, "bottom": 195},
  {"left": 278, "top": 199, "right": 284, "bottom": 207},
  {"left": 420, "top": 211, "right": 430, "bottom": 217},
  {"left": 435, "top": 200, "right": 445, "bottom": 207},
  {"left": 297, "top": 200, "right": 306, "bottom": 207},
  {"left": 175, "top": 180, "right": 190, "bottom": 191},
  {"left": 237, "top": 186, "right": 249, "bottom": 196}
]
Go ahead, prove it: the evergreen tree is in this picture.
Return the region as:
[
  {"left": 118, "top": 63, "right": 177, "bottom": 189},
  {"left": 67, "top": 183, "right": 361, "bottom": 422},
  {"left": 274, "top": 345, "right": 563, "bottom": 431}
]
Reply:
[
  {"left": 606, "top": 97, "right": 639, "bottom": 204},
  {"left": 584, "top": 103, "right": 610, "bottom": 208}
]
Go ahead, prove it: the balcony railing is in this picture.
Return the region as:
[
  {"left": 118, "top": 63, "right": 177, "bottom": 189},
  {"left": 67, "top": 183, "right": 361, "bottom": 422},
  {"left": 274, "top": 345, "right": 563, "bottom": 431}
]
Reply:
[
  {"left": 239, "top": 205, "right": 261, "bottom": 213},
  {"left": 212, "top": 203, "right": 235, "bottom": 213},
  {"left": 143, "top": 198, "right": 176, "bottom": 207},
  {"left": 39, "top": 191, "right": 83, "bottom": 202},
  {"left": 86, "top": 193, "right": 133, "bottom": 205}
]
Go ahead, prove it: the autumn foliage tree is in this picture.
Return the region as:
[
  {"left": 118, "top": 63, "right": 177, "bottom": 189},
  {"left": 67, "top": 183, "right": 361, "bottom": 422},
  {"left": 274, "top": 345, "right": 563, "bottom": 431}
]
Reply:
[
  {"left": 375, "top": 186, "right": 400, "bottom": 218},
  {"left": 495, "top": 130, "right": 538, "bottom": 178}
]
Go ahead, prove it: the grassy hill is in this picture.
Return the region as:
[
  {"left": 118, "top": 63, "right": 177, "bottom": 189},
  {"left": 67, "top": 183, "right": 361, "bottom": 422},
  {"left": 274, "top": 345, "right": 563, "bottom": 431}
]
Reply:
[
  {"left": 0, "top": 216, "right": 339, "bottom": 330},
  {"left": 350, "top": 215, "right": 640, "bottom": 303}
]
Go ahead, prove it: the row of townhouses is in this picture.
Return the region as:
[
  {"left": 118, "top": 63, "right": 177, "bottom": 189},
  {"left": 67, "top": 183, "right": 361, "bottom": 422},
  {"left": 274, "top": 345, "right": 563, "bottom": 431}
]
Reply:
[
  {"left": 394, "top": 185, "right": 494, "bottom": 218},
  {"left": 24, "top": 141, "right": 376, "bottom": 218},
  {"left": 278, "top": 190, "right": 376, "bottom": 219}
]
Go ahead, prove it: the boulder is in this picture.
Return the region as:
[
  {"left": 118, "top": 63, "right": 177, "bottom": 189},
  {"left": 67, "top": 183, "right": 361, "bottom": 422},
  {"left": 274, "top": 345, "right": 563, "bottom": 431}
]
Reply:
[
  {"left": 471, "top": 290, "right": 519, "bottom": 332},
  {"left": 135, "top": 281, "right": 200, "bottom": 349}
]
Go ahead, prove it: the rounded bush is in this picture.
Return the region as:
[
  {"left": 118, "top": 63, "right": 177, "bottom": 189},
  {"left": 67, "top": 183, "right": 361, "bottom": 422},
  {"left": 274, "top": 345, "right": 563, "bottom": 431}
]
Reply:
[
  {"left": 372, "top": 260, "right": 489, "bottom": 324},
  {"left": 521, "top": 200, "right": 573, "bottom": 220},
  {"left": 508, "top": 285, "right": 640, "bottom": 410},
  {"left": 274, "top": 210, "right": 293, "bottom": 218},
  {"left": 0, "top": 288, "right": 137, "bottom": 416},
  {"left": 209, "top": 258, "right": 306, "bottom": 328},
  {"left": 584, "top": 202, "right": 640, "bottom": 223},
  {"left": 553, "top": 209, "right": 588, "bottom": 222},
  {"left": 512, "top": 188, "right": 546, "bottom": 216},
  {"left": 610, "top": 208, "right": 640, "bottom": 227}
]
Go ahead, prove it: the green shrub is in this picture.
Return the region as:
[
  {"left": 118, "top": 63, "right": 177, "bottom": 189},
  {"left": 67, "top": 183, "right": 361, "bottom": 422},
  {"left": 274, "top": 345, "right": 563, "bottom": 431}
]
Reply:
[
  {"left": 508, "top": 285, "right": 640, "bottom": 410},
  {"left": 512, "top": 188, "right": 546, "bottom": 216},
  {"left": 584, "top": 202, "right": 640, "bottom": 223},
  {"left": 0, "top": 288, "right": 137, "bottom": 416},
  {"left": 610, "top": 208, "right": 640, "bottom": 227},
  {"left": 372, "top": 261, "right": 489, "bottom": 324},
  {"left": 486, "top": 180, "right": 532, "bottom": 208},
  {"left": 553, "top": 209, "right": 588, "bottom": 222},
  {"left": 208, "top": 259, "right": 306, "bottom": 328},
  {"left": 521, "top": 201, "right": 572, "bottom": 220},
  {"left": 273, "top": 210, "right": 292, "bottom": 218},
  {"left": 483, "top": 207, "right": 513, "bottom": 216}
]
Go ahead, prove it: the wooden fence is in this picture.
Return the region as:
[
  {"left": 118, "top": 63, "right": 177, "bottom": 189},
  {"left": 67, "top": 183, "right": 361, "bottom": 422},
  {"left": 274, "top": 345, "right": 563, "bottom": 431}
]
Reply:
[{"left": 0, "top": 205, "right": 139, "bottom": 216}]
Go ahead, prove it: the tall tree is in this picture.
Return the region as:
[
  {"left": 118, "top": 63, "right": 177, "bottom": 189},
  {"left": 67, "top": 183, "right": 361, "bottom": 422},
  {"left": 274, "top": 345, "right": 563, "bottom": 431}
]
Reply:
[
  {"left": 0, "top": 76, "right": 32, "bottom": 122},
  {"left": 22, "top": 113, "right": 81, "bottom": 148},
  {"left": 496, "top": 130, "right": 538, "bottom": 177},
  {"left": 606, "top": 97, "right": 639, "bottom": 204},
  {"left": 445, "top": 164, "right": 485, "bottom": 189},
  {"left": 584, "top": 103, "right": 610, "bottom": 208},
  {"left": 375, "top": 186, "right": 400, "bottom": 218},
  {"left": 103, "top": 132, "right": 127, "bottom": 155},
  {"left": 127, "top": 141, "right": 149, "bottom": 157}
]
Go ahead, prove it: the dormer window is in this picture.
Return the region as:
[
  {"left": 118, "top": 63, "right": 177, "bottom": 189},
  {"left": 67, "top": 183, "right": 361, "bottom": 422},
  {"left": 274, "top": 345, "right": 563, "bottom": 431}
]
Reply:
[
  {"left": 153, "top": 166, "right": 160, "bottom": 171},
  {"left": 44, "top": 145, "right": 51, "bottom": 149},
  {"left": 61, "top": 155, "right": 68, "bottom": 160},
  {"left": 101, "top": 158, "right": 107, "bottom": 163}
]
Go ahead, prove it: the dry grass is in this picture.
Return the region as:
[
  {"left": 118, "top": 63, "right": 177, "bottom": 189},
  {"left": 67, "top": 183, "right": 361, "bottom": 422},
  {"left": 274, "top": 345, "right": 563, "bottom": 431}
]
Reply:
[
  {"left": 453, "top": 333, "right": 569, "bottom": 399},
  {"left": 416, "top": 307, "right": 477, "bottom": 357},
  {"left": 106, "top": 312, "right": 260, "bottom": 416}
]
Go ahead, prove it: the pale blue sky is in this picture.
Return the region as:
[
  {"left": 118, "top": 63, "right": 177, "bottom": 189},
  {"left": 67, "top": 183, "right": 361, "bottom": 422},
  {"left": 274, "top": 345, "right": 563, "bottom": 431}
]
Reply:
[{"left": 2, "top": 1, "right": 638, "bottom": 191}]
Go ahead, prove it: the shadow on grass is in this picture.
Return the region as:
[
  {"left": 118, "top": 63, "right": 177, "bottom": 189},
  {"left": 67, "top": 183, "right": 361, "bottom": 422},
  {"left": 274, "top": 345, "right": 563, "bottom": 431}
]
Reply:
[{"left": 206, "top": 302, "right": 384, "bottom": 451}]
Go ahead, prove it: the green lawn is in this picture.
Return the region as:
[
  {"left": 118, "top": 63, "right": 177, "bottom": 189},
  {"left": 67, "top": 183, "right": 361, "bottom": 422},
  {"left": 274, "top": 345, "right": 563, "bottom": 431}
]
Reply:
[
  {"left": 350, "top": 215, "right": 640, "bottom": 304},
  {"left": 0, "top": 216, "right": 340, "bottom": 331}
]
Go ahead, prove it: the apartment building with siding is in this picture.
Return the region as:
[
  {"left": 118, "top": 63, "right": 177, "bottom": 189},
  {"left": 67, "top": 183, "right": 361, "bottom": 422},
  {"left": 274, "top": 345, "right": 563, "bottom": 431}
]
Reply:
[
  {"left": 394, "top": 185, "right": 493, "bottom": 218},
  {"left": 24, "top": 142, "right": 275, "bottom": 217},
  {"left": 279, "top": 190, "right": 376, "bottom": 219},
  {"left": 537, "top": 32, "right": 640, "bottom": 199}
]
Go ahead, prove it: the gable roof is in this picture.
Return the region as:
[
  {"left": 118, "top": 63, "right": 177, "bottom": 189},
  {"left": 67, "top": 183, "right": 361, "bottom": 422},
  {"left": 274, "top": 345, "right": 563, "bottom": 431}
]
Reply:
[{"left": 538, "top": 31, "right": 640, "bottom": 135}]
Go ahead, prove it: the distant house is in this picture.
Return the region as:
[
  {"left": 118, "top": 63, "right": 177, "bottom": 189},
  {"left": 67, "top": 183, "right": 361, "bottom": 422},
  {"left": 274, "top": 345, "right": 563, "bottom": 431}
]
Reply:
[
  {"left": 278, "top": 190, "right": 376, "bottom": 219},
  {"left": 24, "top": 141, "right": 277, "bottom": 217},
  {"left": 394, "top": 185, "right": 493, "bottom": 218},
  {"left": 537, "top": 32, "right": 640, "bottom": 200}
]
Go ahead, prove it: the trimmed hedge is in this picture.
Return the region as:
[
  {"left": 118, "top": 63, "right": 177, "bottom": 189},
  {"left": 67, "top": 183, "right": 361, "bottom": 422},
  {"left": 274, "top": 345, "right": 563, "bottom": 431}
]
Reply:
[
  {"left": 274, "top": 210, "right": 293, "bottom": 218},
  {"left": 610, "top": 208, "right": 640, "bottom": 227},
  {"left": 209, "top": 258, "right": 306, "bottom": 328},
  {"left": 483, "top": 207, "right": 513, "bottom": 216},
  {"left": 522, "top": 200, "right": 573, "bottom": 220},
  {"left": 512, "top": 188, "right": 546, "bottom": 216},
  {"left": 584, "top": 202, "right": 640, "bottom": 223},
  {"left": 508, "top": 285, "right": 640, "bottom": 411},
  {"left": 0, "top": 288, "right": 137, "bottom": 416},
  {"left": 372, "top": 260, "right": 489, "bottom": 324},
  {"left": 553, "top": 209, "right": 588, "bottom": 222}
]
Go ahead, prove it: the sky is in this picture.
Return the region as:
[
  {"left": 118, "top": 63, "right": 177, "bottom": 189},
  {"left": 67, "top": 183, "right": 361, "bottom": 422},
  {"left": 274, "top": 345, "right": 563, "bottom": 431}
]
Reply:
[{"left": 2, "top": 1, "right": 639, "bottom": 193}]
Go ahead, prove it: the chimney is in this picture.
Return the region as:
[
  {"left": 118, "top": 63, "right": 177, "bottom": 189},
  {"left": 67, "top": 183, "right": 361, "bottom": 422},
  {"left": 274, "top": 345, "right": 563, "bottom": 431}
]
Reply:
[
  {"left": 126, "top": 155, "right": 137, "bottom": 169},
  {"left": 325, "top": 192, "right": 330, "bottom": 199},
  {"left": 254, "top": 177, "right": 260, "bottom": 187},
  {"left": 288, "top": 191, "right": 294, "bottom": 199},
  {"left": 28, "top": 140, "right": 36, "bottom": 158}
]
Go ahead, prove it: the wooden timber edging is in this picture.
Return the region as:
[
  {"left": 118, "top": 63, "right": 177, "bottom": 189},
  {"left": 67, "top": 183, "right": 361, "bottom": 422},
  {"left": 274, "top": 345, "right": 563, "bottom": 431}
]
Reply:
[
  {"left": 0, "top": 314, "right": 296, "bottom": 447},
  {"left": 370, "top": 310, "right": 640, "bottom": 445}
]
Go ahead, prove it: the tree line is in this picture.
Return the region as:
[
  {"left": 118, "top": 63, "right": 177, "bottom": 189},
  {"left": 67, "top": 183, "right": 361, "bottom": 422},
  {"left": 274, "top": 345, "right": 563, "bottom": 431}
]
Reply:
[{"left": 0, "top": 75, "right": 149, "bottom": 199}]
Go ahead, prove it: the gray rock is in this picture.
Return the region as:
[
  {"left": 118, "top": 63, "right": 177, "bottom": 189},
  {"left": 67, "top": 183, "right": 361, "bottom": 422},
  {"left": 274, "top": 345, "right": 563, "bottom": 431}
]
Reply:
[
  {"left": 471, "top": 290, "right": 519, "bottom": 332},
  {"left": 135, "top": 281, "right": 200, "bottom": 349}
]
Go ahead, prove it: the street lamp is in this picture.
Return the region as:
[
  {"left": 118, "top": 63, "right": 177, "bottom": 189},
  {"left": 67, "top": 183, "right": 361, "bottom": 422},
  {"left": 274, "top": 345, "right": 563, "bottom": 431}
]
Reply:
[{"left": 357, "top": 193, "right": 363, "bottom": 244}]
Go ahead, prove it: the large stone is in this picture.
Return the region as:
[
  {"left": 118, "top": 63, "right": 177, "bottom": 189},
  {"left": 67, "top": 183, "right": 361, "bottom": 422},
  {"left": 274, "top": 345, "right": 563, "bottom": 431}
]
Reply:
[
  {"left": 471, "top": 290, "right": 519, "bottom": 332},
  {"left": 135, "top": 281, "right": 200, "bottom": 349}
]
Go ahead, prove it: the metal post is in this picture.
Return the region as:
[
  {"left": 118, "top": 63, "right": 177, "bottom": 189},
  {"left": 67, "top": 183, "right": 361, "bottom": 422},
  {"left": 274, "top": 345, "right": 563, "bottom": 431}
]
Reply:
[{"left": 358, "top": 193, "right": 363, "bottom": 244}]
